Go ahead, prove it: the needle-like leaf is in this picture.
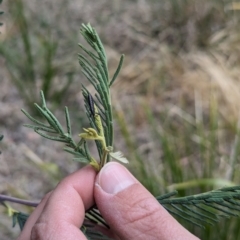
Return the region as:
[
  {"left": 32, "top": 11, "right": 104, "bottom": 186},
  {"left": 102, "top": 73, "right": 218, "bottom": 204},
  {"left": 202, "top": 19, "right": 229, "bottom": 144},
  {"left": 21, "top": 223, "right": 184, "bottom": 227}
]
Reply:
[{"left": 158, "top": 186, "right": 240, "bottom": 228}]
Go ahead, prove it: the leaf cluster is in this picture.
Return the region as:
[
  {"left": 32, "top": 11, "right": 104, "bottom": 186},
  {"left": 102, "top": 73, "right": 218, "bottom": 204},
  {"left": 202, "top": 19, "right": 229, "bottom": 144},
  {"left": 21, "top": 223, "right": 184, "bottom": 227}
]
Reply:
[
  {"left": 158, "top": 186, "right": 240, "bottom": 228},
  {"left": 22, "top": 23, "right": 126, "bottom": 171},
  {"left": 21, "top": 91, "right": 92, "bottom": 165},
  {"left": 79, "top": 23, "right": 124, "bottom": 150},
  {"left": 12, "top": 212, "right": 29, "bottom": 231}
]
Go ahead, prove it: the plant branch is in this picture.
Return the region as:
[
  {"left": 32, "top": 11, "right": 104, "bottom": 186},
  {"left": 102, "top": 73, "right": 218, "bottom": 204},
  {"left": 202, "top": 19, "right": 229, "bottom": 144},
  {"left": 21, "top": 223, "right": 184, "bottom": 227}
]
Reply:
[{"left": 0, "top": 194, "right": 39, "bottom": 207}]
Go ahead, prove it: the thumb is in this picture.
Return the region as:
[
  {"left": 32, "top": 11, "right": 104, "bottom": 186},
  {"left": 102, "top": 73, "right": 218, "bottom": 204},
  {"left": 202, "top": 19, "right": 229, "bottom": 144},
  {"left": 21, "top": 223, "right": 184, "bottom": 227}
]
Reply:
[{"left": 94, "top": 162, "right": 198, "bottom": 240}]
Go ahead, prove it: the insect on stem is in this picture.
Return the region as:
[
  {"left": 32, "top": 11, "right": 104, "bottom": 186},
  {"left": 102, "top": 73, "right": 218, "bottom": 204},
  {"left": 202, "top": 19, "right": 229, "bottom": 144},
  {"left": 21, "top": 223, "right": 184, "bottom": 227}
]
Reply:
[{"left": 87, "top": 93, "right": 95, "bottom": 118}]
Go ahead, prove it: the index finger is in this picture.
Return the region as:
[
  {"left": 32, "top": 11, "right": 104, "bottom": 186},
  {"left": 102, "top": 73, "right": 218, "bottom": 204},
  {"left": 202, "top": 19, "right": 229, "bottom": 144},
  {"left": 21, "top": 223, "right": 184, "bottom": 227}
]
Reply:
[{"left": 19, "top": 165, "right": 97, "bottom": 240}]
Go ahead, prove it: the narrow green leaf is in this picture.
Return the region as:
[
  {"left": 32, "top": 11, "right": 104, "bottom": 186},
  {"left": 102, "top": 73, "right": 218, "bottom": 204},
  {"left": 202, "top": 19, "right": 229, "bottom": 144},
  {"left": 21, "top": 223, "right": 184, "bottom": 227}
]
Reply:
[
  {"left": 166, "top": 208, "right": 204, "bottom": 228},
  {"left": 65, "top": 107, "right": 72, "bottom": 136},
  {"left": 95, "top": 58, "right": 108, "bottom": 87},
  {"left": 109, "top": 54, "right": 124, "bottom": 87},
  {"left": 78, "top": 44, "right": 100, "bottom": 61},
  {"left": 64, "top": 147, "right": 86, "bottom": 157},
  {"left": 34, "top": 104, "right": 56, "bottom": 129},
  {"left": 45, "top": 108, "right": 65, "bottom": 135},
  {"left": 86, "top": 209, "right": 109, "bottom": 228},
  {"left": 156, "top": 191, "right": 178, "bottom": 200},
  {"left": 204, "top": 203, "right": 238, "bottom": 216},
  {"left": 72, "top": 157, "right": 89, "bottom": 163},
  {"left": 35, "top": 129, "right": 67, "bottom": 142},
  {"left": 23, "top": 124, "right": 57, "bottom": 133},
  {"left": 81, "top": 71, "right": 98, "bottom": 90},
  {"left": 158, "top": 186, "right": 240, "bottom": 227},
  {"left": 94, "top": 93, "right": 104, "bottom": 107},
  {"left": 21, "top": 109, "right": 51, "bottom": 128},
  {"left": 182, "top": 204, "right": 216, "bottom": 224},
  {"left": 40, "top": 91, "right": 47, "bottom": 110}
]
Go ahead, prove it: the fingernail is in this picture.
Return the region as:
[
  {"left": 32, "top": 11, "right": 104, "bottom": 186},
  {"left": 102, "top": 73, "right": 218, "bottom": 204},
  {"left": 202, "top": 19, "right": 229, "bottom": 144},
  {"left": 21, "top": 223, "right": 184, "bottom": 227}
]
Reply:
[{"left": 97, "top": 162, "right": 136, "bottom": 194}]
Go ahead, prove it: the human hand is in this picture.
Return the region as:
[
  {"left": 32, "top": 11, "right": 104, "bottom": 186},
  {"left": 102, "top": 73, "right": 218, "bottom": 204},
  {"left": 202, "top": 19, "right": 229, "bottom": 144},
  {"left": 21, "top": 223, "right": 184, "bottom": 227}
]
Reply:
[
  {"left": 18, "top": 162, "right": 199, "bottom": 240},
  {"left": 17, "top": 165, "right": 96, "bottom": 240}
]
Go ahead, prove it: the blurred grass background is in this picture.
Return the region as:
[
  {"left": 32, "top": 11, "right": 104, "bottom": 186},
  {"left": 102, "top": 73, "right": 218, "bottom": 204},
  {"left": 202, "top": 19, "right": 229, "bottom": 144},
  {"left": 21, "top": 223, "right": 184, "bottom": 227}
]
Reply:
[{"left": 1, "top": 0, "right": 240, "bottom": 239}]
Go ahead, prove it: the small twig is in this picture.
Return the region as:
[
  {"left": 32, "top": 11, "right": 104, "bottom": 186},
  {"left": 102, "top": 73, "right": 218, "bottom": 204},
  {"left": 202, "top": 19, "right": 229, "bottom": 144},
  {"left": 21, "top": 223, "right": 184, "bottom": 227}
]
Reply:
[{"left": 0, "top": 194, "right": 39, "bottom": 207}]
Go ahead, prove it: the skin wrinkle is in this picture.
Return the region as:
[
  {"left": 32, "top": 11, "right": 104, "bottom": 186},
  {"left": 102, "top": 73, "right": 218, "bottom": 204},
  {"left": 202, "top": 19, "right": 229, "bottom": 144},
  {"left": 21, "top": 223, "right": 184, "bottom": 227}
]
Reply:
[
  {"left": 113, "top": 184, "right": 168, "bottom": 239},
  {"left": 96, "top": 179, "right": 198, "bottom": 240},
  {"left": 121, "top": 186, "right": 197, "bottom": 240},
  {"left": 122, "top": 193, "right": 162, "bottom": 225},
  {"left": 96, "top": 183, "right": 167, "bottom": 239},
  {"left": 119, "top": 198, "right": 161, "bottom": 239},
  {"left": 133, "top": 220, "right": 161, "bottom": 240}
]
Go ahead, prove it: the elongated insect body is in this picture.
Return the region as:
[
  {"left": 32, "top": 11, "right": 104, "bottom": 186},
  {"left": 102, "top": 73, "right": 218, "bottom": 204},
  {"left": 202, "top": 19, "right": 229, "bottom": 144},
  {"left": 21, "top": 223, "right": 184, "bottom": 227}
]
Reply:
[{"left": 87, "top": 93, "right": 95, "bottom": 117}]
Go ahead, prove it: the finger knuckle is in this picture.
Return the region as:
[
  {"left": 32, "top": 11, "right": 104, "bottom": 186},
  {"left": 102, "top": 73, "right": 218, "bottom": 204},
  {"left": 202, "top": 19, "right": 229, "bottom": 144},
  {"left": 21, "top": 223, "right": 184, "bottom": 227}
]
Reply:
[
  {"left": 31, "top": 222, "right": 49, "bottom": 240},
  {"left": 120, "top": 195, "right": 161, "bottom": 239}
]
